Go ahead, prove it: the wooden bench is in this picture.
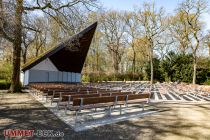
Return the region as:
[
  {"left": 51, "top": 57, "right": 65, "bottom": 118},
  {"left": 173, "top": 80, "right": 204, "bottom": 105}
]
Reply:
[
  {"left": 67, "top": 93, "right": 150, "bottom": 125},
  {"left": 58, "top": 94, "right": 102, "bottom": 110},
  {"left": 43, "top": 90, "right": 98, "bottom": 103},
  {"left": 50, "top": 91, "right": 91, "bottom": 105},
  {"left": 71, "top": 96, "right": 117, "bottom": 125},
  {"left": 57, "top": 92, "right": 123, "bottom": 109},
  {"left": 49, "top": 90, "right": 127, "bottom": 105},
  {"left": 58, "top": 92, "right": 134, "bottom": 110}
]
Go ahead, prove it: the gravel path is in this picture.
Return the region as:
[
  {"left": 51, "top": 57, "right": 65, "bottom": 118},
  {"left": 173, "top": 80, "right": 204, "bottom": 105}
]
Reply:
[{"left": 0, "top": 92, "right": 210, "bottom": 140}]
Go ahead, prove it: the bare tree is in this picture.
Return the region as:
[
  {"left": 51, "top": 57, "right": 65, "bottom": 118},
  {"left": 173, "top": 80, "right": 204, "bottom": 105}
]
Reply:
[
  {"left": 123, "top": 11, "right": 139, "bottom": 75},
  {"left": 30, "top": 18, "right": 48, "bottom": 57},
  {"left": 22, "top": 29, "right": 35, "bottom": 63},
  {"left": 204, "top": 31, "right": 210, "bottom": 57},
  {"left": 0, "top": 0, "right": 98, "bottom": 92},
  {"left": 137, "top": 2, "right": 166, "bottom": 84},
  {"left": 0, "top": 38, "right": 13, "bottom": 62},
  {"left": 169, "top": 11, "right": 191, "bottom": 54},
  {"left": 100, "top": 11, "right": 126, "bottom": 73},
  {"left": 132, "top": 37, "right": 150, "bottom": 73},
  {"left": 177, "top": 0, "right": 207, "bottom": 84}
]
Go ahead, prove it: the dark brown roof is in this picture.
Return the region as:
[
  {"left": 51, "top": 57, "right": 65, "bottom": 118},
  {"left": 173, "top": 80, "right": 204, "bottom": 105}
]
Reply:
[{"left": 22, "top": 22, "right": 97, "bottom": 72}]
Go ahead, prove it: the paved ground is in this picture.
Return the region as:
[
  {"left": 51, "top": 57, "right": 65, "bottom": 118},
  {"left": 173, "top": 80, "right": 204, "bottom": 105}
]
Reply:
[
  {"left": 0, "top": 92, "right": 210, "bottom": 140},
  {"left": 149, "top": 90, "right": 210, "bottom": 102}
]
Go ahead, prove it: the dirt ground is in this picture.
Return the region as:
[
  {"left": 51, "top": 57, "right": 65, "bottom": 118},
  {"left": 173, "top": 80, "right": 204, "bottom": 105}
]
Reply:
[{"left": 0, "top": 92, "right": 210, "bottom": 140}]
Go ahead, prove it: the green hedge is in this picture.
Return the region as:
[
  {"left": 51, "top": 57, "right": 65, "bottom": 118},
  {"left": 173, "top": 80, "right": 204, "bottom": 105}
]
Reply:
[
  {"left": 0, "top": 62, "right": 12, "bottom": 81},
  {"left": 0, "top": 80, "right": 11, "bottom": 89},
  {"left": 203, "top": 79, "right": 210, "bottom": 85},
  {"left": 82, "top": 73, "right": 144, "bottom": 83}
]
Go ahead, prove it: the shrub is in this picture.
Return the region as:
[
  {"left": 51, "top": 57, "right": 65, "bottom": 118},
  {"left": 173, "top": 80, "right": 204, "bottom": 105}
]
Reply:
[
  {"left": 82, "top": 72, "right": 144, "bottom": 82},
  {"left": 0, "top": 61, "right": 12, "bottom": 82},
  {"left": 160, "top": 53, "right": 193, "bottom": 83},
  {"left": 82, "top": 74, "right": 90, "bottom": 82},
  {"left": 203, "top": 80, "right": 210, "bottom": 85},
  {"left": 0, "top": 80, "right": 11, "bottom": 89}
]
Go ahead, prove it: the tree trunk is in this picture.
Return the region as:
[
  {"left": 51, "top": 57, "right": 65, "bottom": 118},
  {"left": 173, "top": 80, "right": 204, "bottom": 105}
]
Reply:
[
  {"left": 132, "top": 45, "right": 136, "bottom": 79},
  {"left": 150, "top": 48, "right": 154, "bottom": 84},
  {"left": 192, "top": 58, "right": 197, "bottom": 85},
  {"left": 35, "top": 49, "right": 39, "bottom": 57},
  {"left": 9, "top": 0, "right": 23, "bottom": 93},
  {"left": 96, "top": 40, "right": 99, "bottom": 74},
  {"left": 208, "top": 45, "right": 210, "bottom": 57},
  {"left": 113, "top": 51, "right": 119, "bottom": 74},
  {"left": 22, "top": 47, "right": 27, "bottom": 64}
]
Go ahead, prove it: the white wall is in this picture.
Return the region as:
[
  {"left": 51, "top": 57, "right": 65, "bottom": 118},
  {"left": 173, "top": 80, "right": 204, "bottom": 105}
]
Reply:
[
  {"left": 75, "top": 73, "right": 81, "bottom": 82},
  {"left": 31, "top": 58, "right": 58, "bottom": 71},
  {"left": 22, "top": 70, "right": 29, "bottom": 86},
  {"left": 22, "top": 58, "right": 82, "bottom": 85},
  {"left": 27, "top": 70, "right": 81, "bottom": 84},
  {"left": 20, "top": 72, "right": 24, "bottom": 85},
  {"left": 71, "top": 72, "right": 76, "bottom": 82}
]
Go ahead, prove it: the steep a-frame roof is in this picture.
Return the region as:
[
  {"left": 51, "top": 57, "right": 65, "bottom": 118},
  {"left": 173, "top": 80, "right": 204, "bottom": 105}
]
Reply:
[{"left": 22, "top": 22, "right": 97, "bottom": 73}]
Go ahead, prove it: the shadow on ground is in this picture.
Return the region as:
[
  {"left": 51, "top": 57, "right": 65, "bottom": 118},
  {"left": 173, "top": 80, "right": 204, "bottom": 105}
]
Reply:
[{"left": 0, "top": 93, "right": 210, "bottom": 140}]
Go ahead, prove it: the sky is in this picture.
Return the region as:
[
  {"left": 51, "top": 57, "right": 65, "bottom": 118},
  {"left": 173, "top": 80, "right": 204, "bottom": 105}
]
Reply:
[
  {"left": 100, "top": 0, "right": 180, "bottom": 13},
  {"left": 100, "top": 0, "right": 210, "bottom": 30}
]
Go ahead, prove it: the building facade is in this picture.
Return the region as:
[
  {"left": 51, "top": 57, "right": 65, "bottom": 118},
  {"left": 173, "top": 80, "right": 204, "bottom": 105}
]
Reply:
[{"left": 21, "top": 22, "right": 97, "bottom": 86}]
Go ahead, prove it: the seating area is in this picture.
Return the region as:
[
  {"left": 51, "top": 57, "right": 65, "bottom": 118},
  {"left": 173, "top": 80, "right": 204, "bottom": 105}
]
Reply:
[
  {"left": 29, "top": 82, "right": 153, "bottom": 131},
  {"left": 28, "top": 82, "right": 210, "bottom": 131}
]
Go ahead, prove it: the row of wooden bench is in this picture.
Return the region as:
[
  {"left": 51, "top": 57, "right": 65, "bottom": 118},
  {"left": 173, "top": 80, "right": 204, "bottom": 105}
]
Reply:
[
  {"left": 30, "top": 83, "right": 125, "bottom": 91},
  {"left": 30, "top": 82, "right": 141, "bottom": 93},
  {"left": 29, "top": 83, "right": 154, "bottom": 125},
  {"left": 169, "top": 83, "right": 210, "bottom": 97},
  {"left": 53, "top": 91, "right": 134, "bottom": 108},
  {"left": 31, "top": 87, "right": 151, "bottom": 125},
  {"left": 31, "top": 85, "right": 117, "bottom": 97},
  {"left": 69, "top": 93, "right": 150, "bottom": 124},
  {"left": 32, "top": 88, "right": 123, "bottom": 103}
]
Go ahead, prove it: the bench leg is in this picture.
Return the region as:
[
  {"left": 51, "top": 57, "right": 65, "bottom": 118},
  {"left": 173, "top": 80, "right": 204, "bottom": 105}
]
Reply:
[
  {"left": 65, "top": 106, "right": 67, "bottom": 115},
  {"left": 120, "top": 105, "right": 122, "bottom": 115},
  {"left": 75, "top": 111, "right": 78, "bottom": 127},
  {"left": 56, "top": 103, "right": 59, "bottom": 111},
  {"left": 142, "top": 103, "right": 144, "bottom": 111},
  {"left": 107, "top": 106, "right": 112, "bottom": 116},
  {"left": 40, "top": 93, "right": 43, "bottom": 98}
]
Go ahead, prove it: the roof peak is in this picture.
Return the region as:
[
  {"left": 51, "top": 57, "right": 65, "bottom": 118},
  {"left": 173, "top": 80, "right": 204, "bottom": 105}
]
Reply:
[{"left": 22, "top": 21, "right": 98, "bottom": 72}]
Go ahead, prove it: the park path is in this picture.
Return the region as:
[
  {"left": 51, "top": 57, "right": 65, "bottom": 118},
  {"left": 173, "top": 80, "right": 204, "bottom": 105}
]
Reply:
[{"left": 0, "top": 92, "right": 210, "bottom": 140}]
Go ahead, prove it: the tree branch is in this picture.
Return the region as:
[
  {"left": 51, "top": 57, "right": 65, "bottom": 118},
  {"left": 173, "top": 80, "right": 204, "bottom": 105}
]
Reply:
[
  {"left": 23, "top": 25, "right": 41, "bottom": 32},
  {"left": 24, "top": 0, "right": 81, "bottom": 11},
  {"left": 0, "top": 27, "right": 14, "bottom": 43}
]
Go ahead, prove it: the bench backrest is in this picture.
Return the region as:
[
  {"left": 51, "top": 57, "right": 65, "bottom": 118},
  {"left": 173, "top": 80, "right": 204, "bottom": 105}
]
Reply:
[
  {"left": 52, "top": 91, "right": 97, "bottom": 98},
  {"left": 61, "top": 94, "right": 101, "bottom": 102},
  {"left": 72, "top": 93, "right": 150, "bottom": 106},
  {"left": 73, "top": 96, "right": 117, "bottom": 106},
  {"left": 127, "top": 93, "right": 150, "bottom": 100},
  {"left": 111, "top": 92, "right": 133, "bottom": 96},
  {"left": 71, "top": 94, "right": 100, "bottom": 101}
]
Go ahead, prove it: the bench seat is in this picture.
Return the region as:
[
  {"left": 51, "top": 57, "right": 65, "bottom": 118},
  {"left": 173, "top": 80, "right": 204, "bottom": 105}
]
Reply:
[
  {"left": 70, "top": 104, "right": 95, "bottom": 111},
  {"left": 127, "top": 99, "right": 148, "bottom": 104}
]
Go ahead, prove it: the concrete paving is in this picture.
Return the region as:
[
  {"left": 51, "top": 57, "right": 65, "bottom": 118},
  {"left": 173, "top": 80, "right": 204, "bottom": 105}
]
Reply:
[
  {"left": 1, "top": 92, "right": 210, "bottom": 139},
  {"left": 31, "top": 92, "right": 159, "bottom": 132}
]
